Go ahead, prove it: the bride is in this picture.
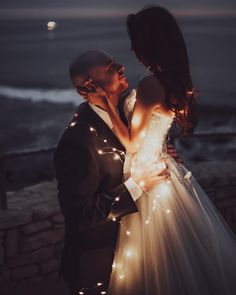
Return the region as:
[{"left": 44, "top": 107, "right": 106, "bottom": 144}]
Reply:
[{"left": 97, "top": 6, "right": 236, "bottom": 295}]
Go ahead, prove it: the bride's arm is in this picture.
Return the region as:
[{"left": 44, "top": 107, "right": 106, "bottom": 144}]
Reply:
[
  {"left": 106, "top": 96, "right": 153, "bottom": 153},
  {"left": 107, "top": 77, "right": 164, "bottom": 153}
]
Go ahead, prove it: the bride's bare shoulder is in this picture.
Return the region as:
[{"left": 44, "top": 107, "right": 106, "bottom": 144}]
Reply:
[{"left": 137, "top": 76, "right": 165, "bottom": 106}]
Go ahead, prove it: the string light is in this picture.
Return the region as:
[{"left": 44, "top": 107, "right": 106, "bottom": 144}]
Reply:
[
  {"left": 71, "top": 111, "right": 175, "bottom": 293},
  {"left": 78, "top": 281, "right": 105, "bottom": 294},
  {"left": 184, "top": 171, "right": 192, "bottom": 180},
  {"left": 113, "top": 154, "right": 120, "bottom": 160},
  {"left": 70, "top": 121, "right": 76, "bottom": 127},
  {"left": 69, "top": 123, "right": 126, "bottom": 165},
  {"left": 131, "top": 115, "right": 141, "bottom": 127},
  {"left": 125, "top": 249, "right": 133, "bottom": 258}
]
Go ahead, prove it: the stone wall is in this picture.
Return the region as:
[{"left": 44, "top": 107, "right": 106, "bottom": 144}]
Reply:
[
  {"left": 0, "top": 181, "right": 64, "bottom": 294},
  {"left": 0, "top": 160, "right": 236, "bottom": 294}
]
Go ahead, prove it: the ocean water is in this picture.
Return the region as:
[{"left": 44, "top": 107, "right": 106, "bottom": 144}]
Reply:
[
  {"left": 0, "top": 16, "right": 236, "bottom": 108},
  {"left": 0, "top": 16, "right": 235, "bottom": 152}
]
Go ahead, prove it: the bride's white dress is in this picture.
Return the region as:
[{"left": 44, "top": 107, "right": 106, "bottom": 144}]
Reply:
[{"left": 108, "top": 90, "right": 236, "bottom": 295}]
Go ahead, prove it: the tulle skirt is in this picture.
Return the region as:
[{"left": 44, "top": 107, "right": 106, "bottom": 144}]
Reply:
[{"left": 108, "top": 156, "right": 236, "bottom": 295}]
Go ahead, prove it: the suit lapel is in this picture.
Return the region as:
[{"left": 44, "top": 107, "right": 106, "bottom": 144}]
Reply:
[{"left": 78, "top": 103, "right": 125, "bottom": 152}]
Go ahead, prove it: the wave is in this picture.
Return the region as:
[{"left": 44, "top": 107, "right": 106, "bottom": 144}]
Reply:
[{"left": 0, "top": 85, "right": 83, "bottom": 105}]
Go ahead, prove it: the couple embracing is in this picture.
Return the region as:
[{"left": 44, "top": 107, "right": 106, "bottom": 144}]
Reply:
[{"left": 54, "top": 6, "right": 236, "bottom": 295}]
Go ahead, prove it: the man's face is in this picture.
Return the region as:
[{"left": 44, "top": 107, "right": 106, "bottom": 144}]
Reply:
[{"left": 87, "top": 56, "right": 129, "bottom": 97}]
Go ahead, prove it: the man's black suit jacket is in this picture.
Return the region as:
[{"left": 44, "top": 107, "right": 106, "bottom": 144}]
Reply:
[{"left": 54, "top": 102, "right": 138, "bottom": 291}]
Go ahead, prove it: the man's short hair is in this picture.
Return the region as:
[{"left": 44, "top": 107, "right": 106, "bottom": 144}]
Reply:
[{"left": 69, "top": 50, "right": 112, "bottom": 82}]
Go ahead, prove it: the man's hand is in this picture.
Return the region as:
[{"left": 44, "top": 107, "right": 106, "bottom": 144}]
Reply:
[
  {"left": 167, "top": 144, "right": 183, "bottom": 163},
  {"left": 131, "top": 159, "right": 169, "bottom": 191}
]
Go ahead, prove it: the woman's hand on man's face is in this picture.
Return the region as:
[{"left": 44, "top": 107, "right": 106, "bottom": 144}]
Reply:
[{"left": 76, "top": 82, "right": 109, "bottom": 110}]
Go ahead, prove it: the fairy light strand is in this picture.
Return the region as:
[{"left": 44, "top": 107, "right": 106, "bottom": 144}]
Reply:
[
  {"left": 68, "top": 114, "right": 177, "bottom": 293},
  {"left": 78, "top": 282, "right": 106, "bottom": 294}
]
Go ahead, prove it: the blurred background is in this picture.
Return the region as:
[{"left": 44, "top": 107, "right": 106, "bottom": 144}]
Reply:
[{"left": 0, "top": 0, "right": 236, "bottom": 189}]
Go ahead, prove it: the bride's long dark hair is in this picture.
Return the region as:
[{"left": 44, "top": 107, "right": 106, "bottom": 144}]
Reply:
[{"left": 127, "top": 6, "right": 198, "bottom": 136}]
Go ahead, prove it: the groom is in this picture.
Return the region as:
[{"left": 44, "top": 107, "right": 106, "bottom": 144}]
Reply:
[{"left": 54, "top": 50, "right": 173, "bottom": 294}]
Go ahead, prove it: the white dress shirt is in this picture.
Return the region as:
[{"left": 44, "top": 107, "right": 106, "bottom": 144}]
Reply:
[{"left": 89, "top": 103, "right": 142, "bottom": 202}]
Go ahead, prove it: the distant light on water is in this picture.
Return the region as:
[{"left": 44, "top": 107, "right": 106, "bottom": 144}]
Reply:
[{"left": 47, "top": 21, "right": 57, "bottom": 31}]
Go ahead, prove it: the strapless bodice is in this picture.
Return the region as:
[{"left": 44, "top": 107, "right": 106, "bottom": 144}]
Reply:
[{"left": 123, "top": 89, "right": 174, "bottom": 165}]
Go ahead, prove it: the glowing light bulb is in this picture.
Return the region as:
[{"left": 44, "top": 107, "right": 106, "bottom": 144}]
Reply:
[
  {"left": 132, "top": 115, "right": 140, "bottom": 127},
  {"left": 98, "top": 150, "right": 103, "bottom": 155},
  {"left": 101, "top": 292, "right": 107, "bottom": 295},
  {"left": 103, "top": 139, "right": 107, "bottom": 143},
  {"left": 115, "top": 197, "right": 120, "bottom": 202},
  {"left": 112, "top": 148, "right": 116, "bottom": 151},
  {"left": 79, "top": 292, "right": 84, "bottom": 295},
  {"left": 126, "top": 230, "right": 131, "bottom": 236},
  {"left": 184, "top": 171, "right": 192, "bottom": 180},
  {"left": 166, "top": 209, "right": 171, "bottom": 214},
  {"left": 126, "top": 250, "right": 132, "bottom": 258},
  {"left": 70, "top": 122, "right": 76, "bottom": 127},
  {"left": 145, "top": 218, "right": 150, "bottom": 224},
  {"left": 97, "top": 282, "right": 103, "bottom": 286},
  {"left": 90, "top": 127, "right": 95, "bottom": 131},
  {"left": 112, "top": 217, "right": 117, "bottom": 222},
  {"left": 47, "top": 21, "right": 57, "bottom": 31},
  {"left": 187, "top": 90, "right": 193, "bottom": 96},
  {"left": 113, "top": 154, "right": 120, "bottom": 160}
]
